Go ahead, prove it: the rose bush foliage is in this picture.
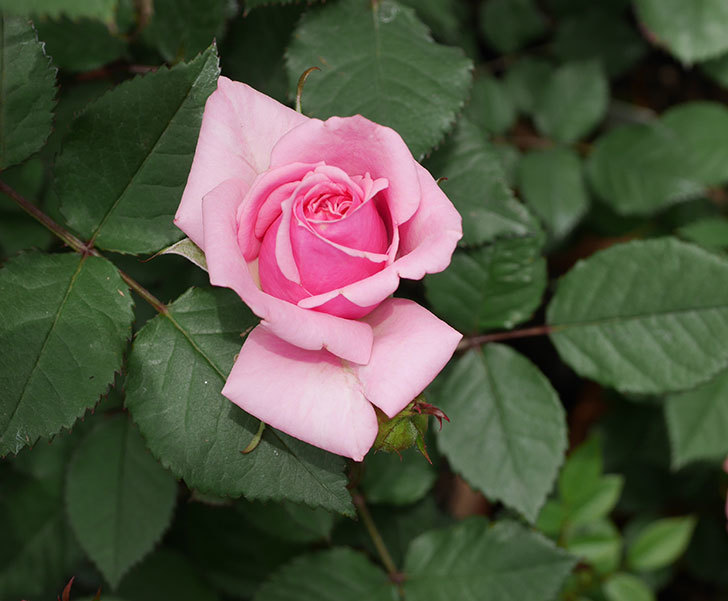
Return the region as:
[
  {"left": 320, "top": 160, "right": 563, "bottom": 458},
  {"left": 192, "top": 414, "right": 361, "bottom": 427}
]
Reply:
[{"left": 175, "top": 77, "right": 462, "bottom": 460}]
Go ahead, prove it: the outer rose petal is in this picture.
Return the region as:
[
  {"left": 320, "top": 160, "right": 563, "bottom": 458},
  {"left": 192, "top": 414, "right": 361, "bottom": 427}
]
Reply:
[
  {"left": 269, "top": 115, "right": 421, "bottom": 226},
  {"left": 201, "top": 179, "right": 374, "bottom": 364},
  {"left": 356, "top": 298, "right": 462, "bottom": 418},
  {"left": 176, "top": 77, "right": 308, "bottom": 248},
  {"left": 223, "top": 325, "right": 378, "bottom": 461}
]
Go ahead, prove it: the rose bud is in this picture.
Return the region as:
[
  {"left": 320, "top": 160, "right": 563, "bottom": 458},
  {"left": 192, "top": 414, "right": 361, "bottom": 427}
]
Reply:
[{"left": 175, "top": 77, "right": 462, "bottom": 461}]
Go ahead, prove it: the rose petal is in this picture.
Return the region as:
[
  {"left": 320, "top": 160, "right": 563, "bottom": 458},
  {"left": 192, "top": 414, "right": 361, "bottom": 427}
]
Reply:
[
  {"left": 269, "top": 115, "right": 421, "bottom": 226},
  {"left": 202, "top": 179, "right": 374, "bottom": 364},
  {"left": 355, "top": 298, "right": 462, "bottom": 418},
  {"left": 223, "top": 325, "right": 378, "bottom": 461},
  {"left": 176, "top": 78, "right": 308, "bottom": 248}
]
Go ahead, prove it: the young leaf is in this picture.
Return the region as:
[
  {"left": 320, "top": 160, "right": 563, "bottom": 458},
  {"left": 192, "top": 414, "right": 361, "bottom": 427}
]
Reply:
[
  {"left": 568, "top": 475, "right": 624, "bottom": 527},
  {"left": 0, "top": 16, "right": 57, "bottom": 169},
  {"left": 66, "top": 415, "right": 178, "bottom": 588},
  {"left": 254, "top": 548, "right": 394, "bottom": 601},
  {"left": 534, "top": 60, "right": 608, "bottom": 144},
  {"left": 404, "top": 518, "right": 576, "bottom": 601},
  {"left": 425, "top": 119, "right": 543, "bottom": 246},
  {"left": 125, "top": 287, "right": 354, "bottom": 516},
  {"left": 0, "top": 252, "right": 133, "bottom": 456},
  {"left": 285, "top": 0, "right": 472, "bottom": 159},
  {"left": 603, "top": 573, "right": 655, "bottom": 601},
  {"left": 626, "top": 516, "right": 697, "bottom": 572},
  {"left": 517, "top": 146, "right": 590, "bottom": 242},
  {"left": 547, "top": 238, "right": 728, "bottom": 394},
  {"left": 565, "top": 519, "right": 622, "bottom": 574},
  {"left": 558, "top": 436, "right": 603, "bottom": 503},
  {"left": 159, "top": 237, "right": 208, "bottom": 271},
  {"left": 665, "top": 368, "right": 728, "bottom": 468},
  {"left": 56, "top": 45, "right": 220, "bottom": 254},
  {"left": 634, "top": 0, "right": 728, "bottom": 64},
  {"left": 435, "top": 344, "right": 567, "bottom": 522},
  {"left": 425, "top": 236, "right": 546, "bottom": 333}
]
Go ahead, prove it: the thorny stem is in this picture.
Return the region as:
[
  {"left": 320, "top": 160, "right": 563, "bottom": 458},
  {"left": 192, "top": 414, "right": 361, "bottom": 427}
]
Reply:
[
  {"left": 457, "top": 324, "right": 557, "bottom": 351},
  {"left": 352, "top": 491, "right": 403, "bottom": 586},
  {"left": 0, "top": 179, "right": 168, "bottom": 315}
]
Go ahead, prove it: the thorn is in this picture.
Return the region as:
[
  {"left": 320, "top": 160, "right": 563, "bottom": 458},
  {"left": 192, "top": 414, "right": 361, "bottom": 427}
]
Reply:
[{"left": 60, "top": 577, "right": 74, "bottom": 601}]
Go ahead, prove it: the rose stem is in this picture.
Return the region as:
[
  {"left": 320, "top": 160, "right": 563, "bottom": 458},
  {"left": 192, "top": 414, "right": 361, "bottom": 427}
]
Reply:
[
  {"left": 352, "top": 491, "right": 403, "bottom": 587},
  {"left": 457, "top": 324, "right": 559, "bottom": 351},
  {"left": 0, "top": 179, "right": 168, "bottom": 315}
]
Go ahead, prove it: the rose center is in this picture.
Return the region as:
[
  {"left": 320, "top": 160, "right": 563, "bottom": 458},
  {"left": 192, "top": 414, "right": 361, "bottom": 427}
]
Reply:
[{"left": 302, "top": 183, "right": 357, "bottom": 222}]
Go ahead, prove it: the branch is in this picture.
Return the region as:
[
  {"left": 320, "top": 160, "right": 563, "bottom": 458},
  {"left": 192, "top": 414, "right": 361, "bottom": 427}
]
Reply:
[
  {"left": 457, "top": 324, "right": 556, "bottom": 351},
  {"left": 0, "top": 179, "right": 168, "bottom": 315},
  {"left": 352, "top": 491, "right": 403, "bottom": 586}
]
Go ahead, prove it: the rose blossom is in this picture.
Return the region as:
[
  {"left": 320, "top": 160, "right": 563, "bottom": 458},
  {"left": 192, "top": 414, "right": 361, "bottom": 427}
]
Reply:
[{"left": 175, "top": 77, "right": 462, "bottom": 461}]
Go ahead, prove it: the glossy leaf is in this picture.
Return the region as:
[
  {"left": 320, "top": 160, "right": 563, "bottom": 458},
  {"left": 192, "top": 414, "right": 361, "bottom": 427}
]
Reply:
[
  {"left": 436, "top": 344, "right": 567, "bottom": 522},
  {"left": 0, "top": 252, "right": 133, "bottom": 456},
  {"left": 56, "top": 46, "right": 219, "bottom": 254},
  {"left": 285, "top": 0, "right": 472, "bottom": 159},
  {"left": 125, "top": 286, "right": 354, "bottom": 515},
  {"left": 0, "top": 16, "right": 56, "bottom": 169},
  {"left": 547, "top": 238, "right": 728, "bottom": 394}
]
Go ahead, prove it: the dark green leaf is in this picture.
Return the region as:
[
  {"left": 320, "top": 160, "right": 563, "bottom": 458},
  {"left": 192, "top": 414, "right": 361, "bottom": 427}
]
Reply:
[
  {"left": 435, "top": 344, "right": 567, "bottom": 521},
  {"left": 0, "top": 0, "right": 117, "bottom": 23},
  {"left": 125, "top": 287, "right": 353, "bottom": 515},
  {"left": 117, "top": 548, "right": 220, "bottom": 601},
  {"left": 479, "top": 0, "right": 546, "bottom": 54},
  {"left": 0, "top": 16, "right": 56, "bottom": 169},
  {"left": 66, "top": 415, "right": 177, "bottom": 587},
  {"left": 503, "top": 57, "right": 553, "bottom": 116},
  {"left": 517, "top": 147, "right": 590, "bottom": 242},
  {"left": 361, "top": 447, "right": 437, "bottom": 506},
  {"left": 0, "top": 252, "right": 133, "bottom": 456},
  {"left": 701, "top": 53, "right": 728, "bottom": 89},
  {"left": 665, "top": 368, "right": 728, "bottom": 467},
  {"left": 425, "top": 236, "right": 546, "bottom": 333},
  {"left": 559, "top": 436, "right": 603, "bottom": 504},
  {"left": 56, "top": 45, "right": 220, "bottom": 254},
  {"left": 254, "top": 548, "right": 394, "bottom": 601},
  {"left": 425, "top": 119, "right": 543, "bottom": 246},
  {"left": 465, "top": 73, "right": 516, "bottom": 135},
  {"left": 285, "top": 0, "right": 472, "bottom": 159},
  {"left": 547, "top": 238, "right": 728, "bottom": 394},
  {"left": 626, "top": 516, "right": 697, "bottom": 572},
  {"left": 534, "top": 60, "right": 608, "bottom": 144},
  {"left": 677, "top": 217, "right": 728, "bottom": 250},
  {"left": 142, "top": 0, "right": 226, "bottom": 62},
  {"left": 35, "top": 16, "right": 126, "bottom": 72},
  {"left": 634, "top": 0, "right": 728, "bottom": 64},
  {"left": 237, "top": 499, "right": 336, "bottom": 543},
  {"left": 404, "top": 518, "right": 576, "bottom": 601},
  {"left": 399, "top": 0, "right": 470, "bottom": 49}
]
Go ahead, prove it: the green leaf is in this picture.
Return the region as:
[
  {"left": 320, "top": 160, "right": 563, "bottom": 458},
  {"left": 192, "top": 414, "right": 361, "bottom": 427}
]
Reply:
[
  {"left": 425, "top": 236, "right": 546, "bottom": 333},
  {"left": 221, "top": 4, "right": 302, "bottom": 103},
  {"left": 517, "top": 147, "right": 590, "bottom": 242},
  {"left": 425, "top": 118, "right": 543, "bottom": 246},
  {"left": 0, "top": 16, "right": 57, "bottom": 169},
  {"left": 0, "top": 0, "right": 117, "bottom": 23},
  {"left": 547, "top": 238, "right": 728, "bottom": 394},
  {"left": 117, "top": 548, "right": 220, "bottom": 601},
  {"left": 404, "top": 518, "right": 576, "bottom": 601},
  {"left": 701, "top": 53, "right": 728, "bottom": 89},
  {"left": 159, "top": 237, "right": 208, "bottom": 271},
  {"left": 677, "top": 217, "right": 728, "bottom": 250},
  {"left": 503, "top": 57, "right": 553, "bottom": 116},
  {"left": 35, "top": 16, "right": 127, "bottom": 72},
  {"left": 254, "top": 548, "right": 394, "bottom": 601},
  {"left": 627, "top": 516, "right": 697, "bottom": 572},
  {"left": 56, "top": 45, "right": 220, "bottom": 254},
  {"left": 285, "top": 0, "right": 472, "bottom": 159},
  {"left": 559, "top": 436, "right": 603, "bottom": 504},
  {"left": 244, "top": 0, "right": 312, "bottom": 10},
  {"left": 435, "top": 344, "right": 567, "bottom": 522},
  {"left": 142, "top": 0, "right": 226, "bottom": 62},
  {"left": 479, "top": 0, "right": 546, "bottom": 54},
  {"left": 552, "top": 10, "right": 647, "bottom": 78},
  {"left": 603, "top": 573, "right": 655, "bottom": 601},
  {"left": 183, "top": 502, "right": 303, "bottom": 599},
  {"left": 565, "top": 519, "right": 622, "bottom": 574},
  {"left": 125, "top": 286, "right": 354, "bottom": 516},
  {"left": 237, "top": 499, "right": 336, "bottom": 543},
  {"left": 536, "top": 499, "right": 567, "bottom": 537},
  {"left": 534, "top": 60, "right": 608, "bottom": 144},
  {"left": 465, "top": 73, "right": 516, "bottom": 135},
  {"left": 0, "top": 252, "right": 133, "bottom": 456},
  {"left": 634, "top": 0, "right": 728, "bottom": 64},
  {"left": 665, "top": 368, "right": 728, "bottom": 467},
  {"left": 361, "top": 447, "right": 437, "bottom": 506},
  {"left": 399, "top": 0, "right": 470, "bottom": 50},
  {"left": 66, "top": 415, "right": 177, "bottom": 587},
  {"left": 568, "top": 475, "right": 623, "bottom": 527}
]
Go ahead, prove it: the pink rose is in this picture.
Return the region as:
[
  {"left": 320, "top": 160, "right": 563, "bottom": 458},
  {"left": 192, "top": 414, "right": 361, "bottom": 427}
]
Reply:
[{"left": 175, "top": 77, "right": 462, "bottom": 461}]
